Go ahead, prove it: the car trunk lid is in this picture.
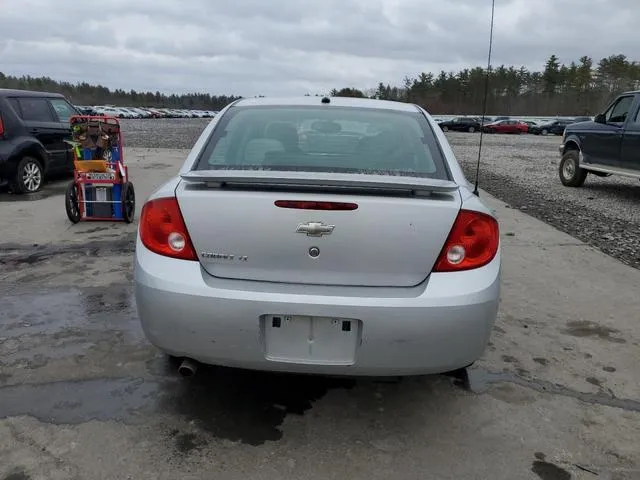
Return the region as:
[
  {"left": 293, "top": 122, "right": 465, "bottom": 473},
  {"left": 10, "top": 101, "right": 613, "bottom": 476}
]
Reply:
[{"left": 176, "top": 170, "right": 461, "bottom": 287}]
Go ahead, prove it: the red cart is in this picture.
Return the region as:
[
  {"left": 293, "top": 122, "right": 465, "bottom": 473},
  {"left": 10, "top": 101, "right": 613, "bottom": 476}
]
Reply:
[{"left": 64, "top": 115, "right": 135, "bottom": 223}]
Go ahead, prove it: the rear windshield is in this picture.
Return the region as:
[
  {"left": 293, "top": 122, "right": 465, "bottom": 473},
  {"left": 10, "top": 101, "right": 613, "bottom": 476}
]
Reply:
[{"left": 194, "top": 105, "right": 449, "bottom": 179}]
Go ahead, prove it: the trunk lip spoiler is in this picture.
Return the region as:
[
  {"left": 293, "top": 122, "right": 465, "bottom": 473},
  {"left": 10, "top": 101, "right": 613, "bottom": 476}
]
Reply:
[{"left": 179, "top": 170, "right": 460, "bottom": 193}]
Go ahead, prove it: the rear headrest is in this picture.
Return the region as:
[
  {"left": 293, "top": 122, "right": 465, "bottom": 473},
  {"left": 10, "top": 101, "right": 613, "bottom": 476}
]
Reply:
[
  {"left": 244, "top": 138, "right": 285, "bottom": 164},
  {"left": 265, "top": 122, "right": 299, "bottom": 149}
]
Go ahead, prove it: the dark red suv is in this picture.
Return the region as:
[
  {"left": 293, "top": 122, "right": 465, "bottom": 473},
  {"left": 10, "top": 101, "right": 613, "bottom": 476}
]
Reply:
[{"left": 0, "top": 88, "right": 79, "bottom": 193}]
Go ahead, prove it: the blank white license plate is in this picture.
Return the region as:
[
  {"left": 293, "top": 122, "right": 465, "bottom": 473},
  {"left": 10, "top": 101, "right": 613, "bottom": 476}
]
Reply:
[
  {"left": 87, "top": 173, "right": 115, "bottom": 180},
  {"left": 263, "top": 315, "right": 360, "bottom": 365}
]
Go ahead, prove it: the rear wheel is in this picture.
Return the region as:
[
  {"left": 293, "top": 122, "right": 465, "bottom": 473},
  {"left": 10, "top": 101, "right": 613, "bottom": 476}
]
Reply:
[
  {"left": 11, "top": 156, "right": 44, "bottom": 194},
  {"left": 441, "top": 126, "right": 449, "bottom": 132},
  {"left": 541, "top": 128, "right": 549, "bottom": 136},
  {"left": 121, "top": 181, "right": 136, "bottom": 223},
  {"left": 559, "top": 150, "right": 587, "bottom": 187},
  {"left": 65, "top": 181, "right": 81, "bottom": 223},
  {"left": 468, "top": 126, "right": 475, "bottom": 133}
]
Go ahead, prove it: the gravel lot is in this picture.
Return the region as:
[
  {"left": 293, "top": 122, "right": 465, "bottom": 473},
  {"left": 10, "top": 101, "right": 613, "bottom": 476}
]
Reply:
[
  {"left": 121, "top": 118, "right": 209, "bottom": 149},
  {"left": 121, "top": 118, "right": 640, "bottom": 269}
]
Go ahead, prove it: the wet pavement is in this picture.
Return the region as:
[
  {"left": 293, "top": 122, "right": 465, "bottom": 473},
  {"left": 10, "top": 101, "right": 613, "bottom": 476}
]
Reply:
[
  {"left": 1, "top": 149, "right": 639, "bottom": 479},
  {"left": 1, "top": 284, "right": 141, "bottom": 368},
  {"left": 2, "top": 278, "right": 639, "bottom": 480},
  {"left": 0, "top": 362, "right": 358, "bottom": 447}
]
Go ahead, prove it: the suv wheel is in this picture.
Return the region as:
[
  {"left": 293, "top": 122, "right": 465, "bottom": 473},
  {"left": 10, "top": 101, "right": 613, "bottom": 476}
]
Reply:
[
  {"left": 11, "top": 156, "right": 44, "bottom": 193},
  {"left": 559, "top": 150, "right": 587, "bottom": 187}
]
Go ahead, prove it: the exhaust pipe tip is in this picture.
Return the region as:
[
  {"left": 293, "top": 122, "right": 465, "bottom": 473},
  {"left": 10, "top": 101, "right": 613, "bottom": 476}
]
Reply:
[{"left": 178, "top": 358, "right": 198, "bottom": 377}]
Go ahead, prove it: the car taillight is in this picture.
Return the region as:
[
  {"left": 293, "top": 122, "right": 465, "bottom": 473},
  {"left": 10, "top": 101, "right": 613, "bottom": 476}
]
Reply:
[
  {"left": 0, "top": 115, "right": 4, "bottom": 136},
  {"left": 275, "top": 200, "right": 358, "bottom": 211},
  {"left": 433, "top": 210, "right": 499, "bottom": 272},
  {"left": 139, "top": 197, "right": 197, "bottom": 261}
]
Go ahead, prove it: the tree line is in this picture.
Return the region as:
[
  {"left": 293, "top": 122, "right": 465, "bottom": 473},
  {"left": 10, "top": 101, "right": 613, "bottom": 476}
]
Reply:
[
  {"left": 331, "top": 54, "right": 640, "bottom": 116},
  {"left": 1, "top": 54, "right": 639, "bottom": 115},
  {"left": 0, "top": 72, "right": 241, "bottom": 111}
]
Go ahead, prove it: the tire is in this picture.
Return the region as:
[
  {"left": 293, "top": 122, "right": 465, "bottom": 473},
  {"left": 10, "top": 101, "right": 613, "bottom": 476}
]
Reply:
[
  {"left": 65, "top": 181, "right": 81, "bottom": 223},
  {"left": 468, "top": 126, "right": 475, "bottom": 133},
  {"left": 559, "top": 150, "right": 587, "bottom": 187},
  {"left": 541, "top": 128, "right": 549, "bottom": 136},
  {"left": 442, "top": 126, "right": 449, "bottom": 132},
  {"left": 121, "top": 181, "right": 136, "bottom": 223},
  {"left": 10, "top": 156, "right": 44, "bottom": 194}
]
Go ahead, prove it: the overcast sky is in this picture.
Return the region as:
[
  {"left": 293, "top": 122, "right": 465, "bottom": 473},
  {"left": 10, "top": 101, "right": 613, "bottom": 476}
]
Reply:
[{"left": 1, "top": 0, "right": 638, "bottom": 97}]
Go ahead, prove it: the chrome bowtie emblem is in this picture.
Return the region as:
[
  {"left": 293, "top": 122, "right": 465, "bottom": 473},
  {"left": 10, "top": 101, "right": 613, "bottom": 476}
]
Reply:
[{"left": 296, "top": 221, "right": 335, "bottom": 237}]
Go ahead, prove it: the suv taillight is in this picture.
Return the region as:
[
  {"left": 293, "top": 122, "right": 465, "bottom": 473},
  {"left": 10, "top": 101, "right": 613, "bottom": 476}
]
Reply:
[
  {"left": 139, "top": 197, "right": 197, "bottom": 261},
  {"left": 433, "top": 210, "right": 499, "bottom": 272},
  {"left": 0, "top": 115, "right": 5, "bottom": 137}
]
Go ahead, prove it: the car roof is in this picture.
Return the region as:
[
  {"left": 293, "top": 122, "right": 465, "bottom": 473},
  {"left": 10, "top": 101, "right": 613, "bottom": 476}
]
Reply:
[
  {"left": 0, "top": 88, "right": 65, "bottom": 98},
  {"left": 232, "top": 96, "right": 421, "bottom": 113}
]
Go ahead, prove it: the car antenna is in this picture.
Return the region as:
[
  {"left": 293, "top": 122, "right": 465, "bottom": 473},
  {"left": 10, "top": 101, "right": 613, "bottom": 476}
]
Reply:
[{"left": 473, "top": 0, "right": 496, "bottom": 197}]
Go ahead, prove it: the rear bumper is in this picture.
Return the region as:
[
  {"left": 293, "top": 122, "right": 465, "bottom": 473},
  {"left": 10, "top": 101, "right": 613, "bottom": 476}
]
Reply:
[{"left": 134, "top": 236, "right": 501, "bottom": 377}]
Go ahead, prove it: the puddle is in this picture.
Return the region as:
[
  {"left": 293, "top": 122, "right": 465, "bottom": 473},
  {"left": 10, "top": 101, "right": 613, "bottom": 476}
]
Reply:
[
  {"left": 2, "top": 470, "right": 32, "bottom": 480},
  {"left": 155, "top": 363, "right": 355, "bottom": 445},
  {"left": 0, "top": 284, "right": 144, "bottom": 363},
  {"left": 0, "top": 377, "right": 162, "bottom": 424},
  {"left": 531, "top": 460, "right": 572, "bottom": 480},
  {"left": 563, "top": 321, "right": 626, "bottom": 344},
  {"left": 0, "top": 236, "right": 135, "bottom": 267},
  {"left": 450, "top": 367, "right": 640, "bottom": 413},
  {"left": 0, "top": 362, "right": 354, "bottom": 446}
]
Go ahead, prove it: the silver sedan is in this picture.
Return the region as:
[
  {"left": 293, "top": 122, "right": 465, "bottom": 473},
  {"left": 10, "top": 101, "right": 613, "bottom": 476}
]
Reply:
[{"left": 134, "top": 96, "right": 501, "bottom": 377}]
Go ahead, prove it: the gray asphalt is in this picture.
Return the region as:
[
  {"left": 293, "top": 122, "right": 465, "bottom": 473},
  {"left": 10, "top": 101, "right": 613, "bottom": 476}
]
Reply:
[{"left": 1, "top": 146, "right": 639, "bottom": 479}]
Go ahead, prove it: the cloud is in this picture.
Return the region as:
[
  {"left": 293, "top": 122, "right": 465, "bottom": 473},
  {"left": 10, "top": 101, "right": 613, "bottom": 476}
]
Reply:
[{"left": 0, "top": 0, "right": 638, "bottom": 97}]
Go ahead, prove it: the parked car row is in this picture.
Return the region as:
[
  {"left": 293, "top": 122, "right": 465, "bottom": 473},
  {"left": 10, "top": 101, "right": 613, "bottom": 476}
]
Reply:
[
  {"left": 437, "top": 115, "right": 594, "bottom": 135},
  {"left": 74, "top": 105, "right": 218, "bottom": 119}
]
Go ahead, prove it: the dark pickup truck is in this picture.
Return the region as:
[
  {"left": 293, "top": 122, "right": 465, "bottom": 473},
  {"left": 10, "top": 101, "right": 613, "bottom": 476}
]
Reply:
[{"left": 559, "top": 90, "right": 640, "bottom": 187}]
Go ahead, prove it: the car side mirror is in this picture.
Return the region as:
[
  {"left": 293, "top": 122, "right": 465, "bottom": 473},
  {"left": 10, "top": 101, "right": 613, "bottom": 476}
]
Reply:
[{"left": 594, "top": 114, "right": 606, "bottom": 124}]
